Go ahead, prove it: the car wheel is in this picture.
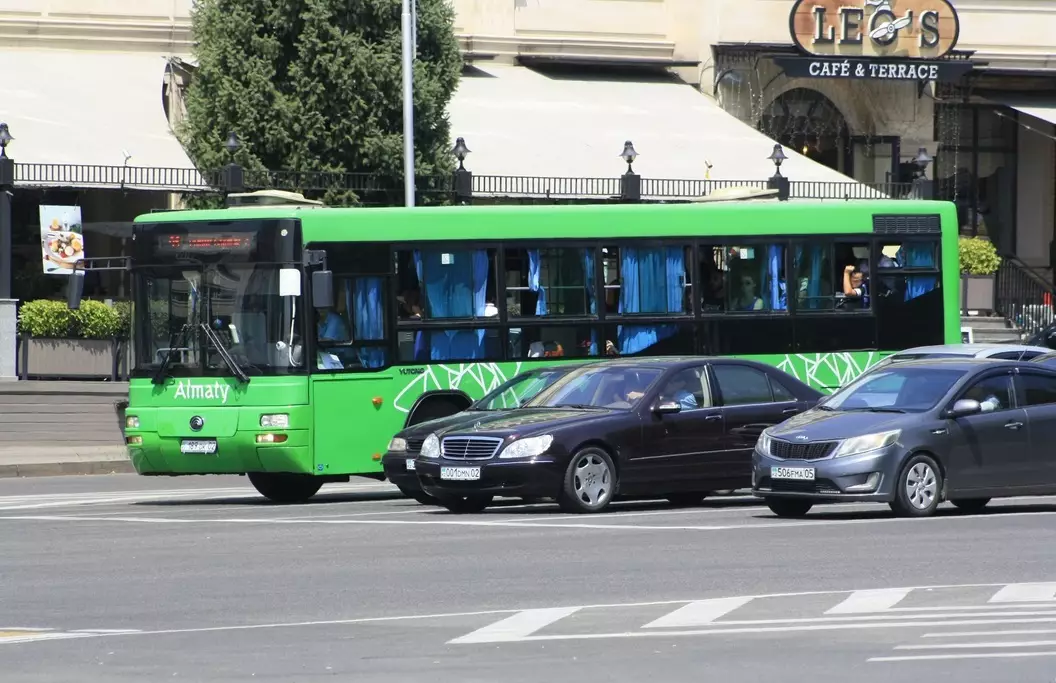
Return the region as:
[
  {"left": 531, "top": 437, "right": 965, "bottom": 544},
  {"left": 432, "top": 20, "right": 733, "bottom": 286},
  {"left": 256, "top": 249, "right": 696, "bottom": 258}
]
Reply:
[
  {"left": 666, "top": 492, "right": 707, "bottom": 507},
  {"left": 765, "top": 498, "right": 813, "bottom": 518},
  {"left": 951, "top": 497, "right": 990, "bottom": 514},
  {"left": 558, "top": 447, "right": 616, "bottom": 513},
  {"left": 247, "top": 473, "right": 323, "bottom": 504},
  {"left": 439, "top": 494, "right": 493, "bottom": 514},
  {"left": 890, "top": 454, "right": 943, "bottom": 518},
  {"left": 395, "top": 484, "right": 439, "bottom": 506}
]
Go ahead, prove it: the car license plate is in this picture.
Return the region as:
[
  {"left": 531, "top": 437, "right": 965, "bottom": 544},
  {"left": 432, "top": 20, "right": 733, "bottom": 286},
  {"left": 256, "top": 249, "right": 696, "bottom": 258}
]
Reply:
[
  {"left": 180, "top": 439, "right": 217, "bottom": 454},
  {"left": 771, "top": 466, "right": 814, "bottom": 480},
  {"left": 440, "top": 466, "right": 480, "bottom": 481},
  {"left": 406, "top": 458, "right": 416, "bottom": 471}
]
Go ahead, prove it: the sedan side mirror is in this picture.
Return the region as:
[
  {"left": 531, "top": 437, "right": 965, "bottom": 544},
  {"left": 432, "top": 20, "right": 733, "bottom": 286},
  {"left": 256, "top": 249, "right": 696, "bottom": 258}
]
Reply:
[
  {"left": 945, "top": 398, "right": 982, "bottom": 418},
  {"left": 654, "top": 400, "right": 681, "bottom": 415}
]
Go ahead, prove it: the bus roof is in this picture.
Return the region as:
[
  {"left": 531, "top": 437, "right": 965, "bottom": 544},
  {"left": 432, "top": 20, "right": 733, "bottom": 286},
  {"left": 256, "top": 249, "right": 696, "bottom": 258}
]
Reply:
[{"left": 133, "top": 199, "right": 957, "bottom": 242}]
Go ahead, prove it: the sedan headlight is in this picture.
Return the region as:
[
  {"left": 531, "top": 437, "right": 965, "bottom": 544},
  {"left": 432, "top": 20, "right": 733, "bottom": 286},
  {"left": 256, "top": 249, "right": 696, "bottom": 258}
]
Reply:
[
  {"left": 832, "top": 430, "right": 900, "bottom": 458},
  {"left": 498, "top": 435, "right": 553, "bottom": 459},
  {"left": 388, "top": 437, "right": 407, "bottom": 452},
  {"left": 420, "top": 433, "right": 440, "bottom": 458},
  {"left": 260, "top": 414, "right": 289, "bottom": 428},
  {"left": 756, "top": 431, "right": 772, "bottom": 456}
]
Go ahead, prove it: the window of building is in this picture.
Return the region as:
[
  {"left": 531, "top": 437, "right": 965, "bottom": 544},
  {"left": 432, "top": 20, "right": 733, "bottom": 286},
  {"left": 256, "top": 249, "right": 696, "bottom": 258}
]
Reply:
[
  {"left": 505, "top": 247, "right": 596, "bottom": 318},
  {"left": 712, "top": 364, "right": 774, "bottom": 405}
]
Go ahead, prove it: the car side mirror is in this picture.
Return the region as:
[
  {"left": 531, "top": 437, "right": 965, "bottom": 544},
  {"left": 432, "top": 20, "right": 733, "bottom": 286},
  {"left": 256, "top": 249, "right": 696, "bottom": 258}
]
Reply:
[
  {"left": 654, "top": 400, "right": 681, "bottom": 415},
  {"left": 312, "top": 270, "right": 333, "bottom": 309},
  {"left": 946, "top": 398, "right": 982, "bottom": 418}
]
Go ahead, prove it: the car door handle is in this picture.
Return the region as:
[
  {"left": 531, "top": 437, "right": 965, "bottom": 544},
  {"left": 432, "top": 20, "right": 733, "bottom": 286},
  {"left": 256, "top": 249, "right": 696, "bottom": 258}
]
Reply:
[
  {"left": 705, "top": 414, "right": 722, "bottom": 421},
  {"left": 1004, "top": 421, "right": 1024, "bottom": 430},
  {"left": 781, "top": 408, "right": 799, "bottom": 414}
]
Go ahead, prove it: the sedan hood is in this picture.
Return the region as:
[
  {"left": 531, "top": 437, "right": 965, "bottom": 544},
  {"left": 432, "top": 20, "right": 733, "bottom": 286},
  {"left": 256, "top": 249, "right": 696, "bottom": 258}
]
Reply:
[
  {"left": 435, "top": 407, "right": 620, "bottom": 438},
  {"left": 768, "top": 408, "right": 917, "bottom": 441}
]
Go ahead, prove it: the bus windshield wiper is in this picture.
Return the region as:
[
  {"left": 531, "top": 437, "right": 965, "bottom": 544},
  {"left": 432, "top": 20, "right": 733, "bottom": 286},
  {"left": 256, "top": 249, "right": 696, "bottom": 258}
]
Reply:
[
  {"left": 152, "top": 323, "right": 192, "bottom": 385},
  {"left": 200, "top": 322, "right": 250, "bottom": 384}
]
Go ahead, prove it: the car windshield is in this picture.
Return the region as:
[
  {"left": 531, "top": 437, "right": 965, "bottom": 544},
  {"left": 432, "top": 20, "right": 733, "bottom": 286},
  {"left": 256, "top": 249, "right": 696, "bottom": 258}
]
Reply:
[
  {"left": 523, "top": 365, "right": 663, "bottom": 410},
  {"left": 469, "top": 370, "right": 568, "bottom": 411},
  {"left": 820, "top": 367, "right": 967, "bottom": 413}
]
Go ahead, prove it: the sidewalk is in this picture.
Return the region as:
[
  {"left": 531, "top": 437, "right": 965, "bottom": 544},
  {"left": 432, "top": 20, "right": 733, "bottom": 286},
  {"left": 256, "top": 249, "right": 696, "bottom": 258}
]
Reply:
[{"left": 0, "top": 380, "right": 134, "bottom": 478}]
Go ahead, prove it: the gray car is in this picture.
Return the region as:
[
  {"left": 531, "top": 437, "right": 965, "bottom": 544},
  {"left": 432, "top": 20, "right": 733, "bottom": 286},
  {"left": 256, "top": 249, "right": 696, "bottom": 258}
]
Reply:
[{"left": 751, "top": 357, "right": 1056, "bottom": 518}]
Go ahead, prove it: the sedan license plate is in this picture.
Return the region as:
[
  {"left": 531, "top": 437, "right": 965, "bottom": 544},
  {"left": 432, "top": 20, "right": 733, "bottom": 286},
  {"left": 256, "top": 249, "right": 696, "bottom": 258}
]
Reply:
[
  {"left": 406, "top": 458, "right": 416, "bottom": 471},
  {"left": 771, "top": 466, "right": 815, "bottom": 481},
  {"left": 440, "top": 466, "right": 480, "bottom": 481},
  {"left": 180, "top": 439, "right": 217, "bottom": 455}
]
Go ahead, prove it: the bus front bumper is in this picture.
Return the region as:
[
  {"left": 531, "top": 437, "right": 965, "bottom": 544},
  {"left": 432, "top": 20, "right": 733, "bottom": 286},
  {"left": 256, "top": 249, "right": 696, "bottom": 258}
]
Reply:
[{"left": 125, "top": 430, "right": 312, "bottom": 475}]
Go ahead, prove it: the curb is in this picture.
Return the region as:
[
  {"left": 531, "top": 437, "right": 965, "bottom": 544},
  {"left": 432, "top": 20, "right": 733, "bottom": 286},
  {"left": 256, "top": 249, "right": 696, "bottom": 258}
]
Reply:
[{"left": 0, "top": 460, "right": 136, "bottom": 478}]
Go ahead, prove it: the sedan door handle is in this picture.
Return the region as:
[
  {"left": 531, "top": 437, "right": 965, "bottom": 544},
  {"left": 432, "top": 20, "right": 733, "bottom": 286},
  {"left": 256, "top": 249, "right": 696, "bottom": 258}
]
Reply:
[
  {"left": 1004, "top": 421, "right": 1024, "bottom": 430},
  {"left": 781, "top": 408, "right": 799, "bottom": 414},
  {"left": 705, "top": 414, "right": 722, "bottom": 421}
]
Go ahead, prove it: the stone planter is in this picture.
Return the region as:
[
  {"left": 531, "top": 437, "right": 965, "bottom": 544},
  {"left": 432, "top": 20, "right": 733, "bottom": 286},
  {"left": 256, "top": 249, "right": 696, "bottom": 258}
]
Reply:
[
  {"left": 961, "top": 274, "right": 995, "bottom": 315},
  {"left": 18, "top": 335, "right": 127, "bottom": 380}
]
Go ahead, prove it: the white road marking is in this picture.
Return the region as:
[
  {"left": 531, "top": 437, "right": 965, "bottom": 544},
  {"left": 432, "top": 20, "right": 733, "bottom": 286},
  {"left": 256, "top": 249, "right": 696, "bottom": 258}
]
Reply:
[
  {"left": 922, "top": 628, "right": 1056, "bottom": 638},
  {"left": 643, "top": 597, "right": 754, "bottom": 628},
  {"left": 989, "top": 582, "right": 1056, "bottom": 603},
  {"left": 70, "top": 629, "right": 142, "bottom": 634},
  {"left": 826, "top": 588, "right": 912, "bottom": 614},
  {"left": 897, "top": 639, "right": 1056, "bottom": 650},
  {"left": 869, "top": 651, "right": 1056, "bottom": 662},
  {"left": 448, "top": 608, "right": 582, "bottom": 644}
]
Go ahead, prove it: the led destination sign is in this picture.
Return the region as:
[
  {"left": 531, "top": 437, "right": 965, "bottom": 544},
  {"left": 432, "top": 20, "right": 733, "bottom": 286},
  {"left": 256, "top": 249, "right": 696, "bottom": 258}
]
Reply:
[{"left": 155, "top": 233, "right": 256, "bottom": 253}]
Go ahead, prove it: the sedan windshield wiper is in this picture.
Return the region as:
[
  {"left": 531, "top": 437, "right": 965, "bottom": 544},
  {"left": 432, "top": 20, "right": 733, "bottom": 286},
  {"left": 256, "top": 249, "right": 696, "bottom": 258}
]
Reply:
[
  {"left": 815, "top": 405, "right": 836, "bottom": 411},
  {"left": 552, "top": 403, "right": 602, "bottom": 410},
  {"left": 856, "top": 407, "right": 906, "bottom": 413},
  {"left": 200, "top": 322, "right": 250, "bottom": 384}
]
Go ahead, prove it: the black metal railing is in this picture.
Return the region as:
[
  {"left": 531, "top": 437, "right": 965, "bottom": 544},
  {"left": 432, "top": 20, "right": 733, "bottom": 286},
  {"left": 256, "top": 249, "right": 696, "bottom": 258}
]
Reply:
[{"left": 994, "top": 254, "right": 1056, "bottom": 338}]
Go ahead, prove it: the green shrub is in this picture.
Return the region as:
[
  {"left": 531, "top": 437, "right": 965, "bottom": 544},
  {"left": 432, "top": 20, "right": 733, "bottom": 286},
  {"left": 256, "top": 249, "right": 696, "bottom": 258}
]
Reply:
[
  {"left": 18, "top": 299, "right": 128, "bottom": 339},
  {"left": 959, "top": 236, "right": 1001, "bottom": 276}
]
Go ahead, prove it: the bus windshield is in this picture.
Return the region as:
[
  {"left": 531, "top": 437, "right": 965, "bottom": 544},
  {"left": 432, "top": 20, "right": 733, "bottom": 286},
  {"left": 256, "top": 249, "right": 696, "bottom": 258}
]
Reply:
[{"left": 130, "top": 218, "right": 306, "bottom": 378}]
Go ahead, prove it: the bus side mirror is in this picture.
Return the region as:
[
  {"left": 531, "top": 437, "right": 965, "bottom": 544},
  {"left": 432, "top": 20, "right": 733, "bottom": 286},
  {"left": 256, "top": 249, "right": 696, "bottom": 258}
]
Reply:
[
  {"left": 66, "top": 271, "right": 85, "bottom": 310},
  {"left": 312, "top": 270, "right": 333, "bottom": 309}
]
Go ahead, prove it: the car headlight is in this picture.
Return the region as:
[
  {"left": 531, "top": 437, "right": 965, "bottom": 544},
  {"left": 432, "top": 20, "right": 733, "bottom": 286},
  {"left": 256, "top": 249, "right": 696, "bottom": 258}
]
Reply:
[
  {"left": 260, "top": 414, "right": 289, "bottom": 428},
  {"left": 420, "top": 433, "right": 440, "bottom": 458},
  {"left": 832, "top": 430, "right": 900, "bottom": 458},
  {"left": 498, "top": 435, "right": 553, "bottom": 459},
  {"left": 756, "top": 431, "right": 772, "bottom": 456},
  {"left": 388, "top": 437, "right": 407, "bottom": 452}
]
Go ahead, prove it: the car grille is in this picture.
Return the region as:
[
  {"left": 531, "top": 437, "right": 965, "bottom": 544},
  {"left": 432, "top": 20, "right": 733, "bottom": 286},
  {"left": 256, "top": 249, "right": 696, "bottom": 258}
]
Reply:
[
  {"left": 406, "top": 437, "right": 425, "bottom": 453},
  {"left": 770, "top": 439, "right": 838, "bottom": 461},
  {"left": 441, "top": 436, "right": 503, "bottom": 460}
]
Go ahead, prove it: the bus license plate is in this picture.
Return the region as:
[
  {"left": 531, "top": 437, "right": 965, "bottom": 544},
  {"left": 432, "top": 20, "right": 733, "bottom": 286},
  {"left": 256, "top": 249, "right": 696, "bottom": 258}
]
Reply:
[
  {"left": 406, "top": 458, "right": 416, "bottom": 471},
  {"left": 771, "top": 466, "right": 814, "bottom": 480},
  {"left": 440, "top": 467, "right": 480, "bottom": 481},
  {"left": 181, "top": 439, "right": 217, "bottom": 455}
]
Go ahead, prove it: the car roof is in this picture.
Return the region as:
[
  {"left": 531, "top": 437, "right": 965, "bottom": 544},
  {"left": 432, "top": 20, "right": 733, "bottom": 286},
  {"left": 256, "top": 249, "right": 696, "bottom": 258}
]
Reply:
[
  {"left": 875, "top": 356, "right": 1046, "bottom": 372},
  {"left": 891, "top": 343, "right": 1050, "bottom": 357}
]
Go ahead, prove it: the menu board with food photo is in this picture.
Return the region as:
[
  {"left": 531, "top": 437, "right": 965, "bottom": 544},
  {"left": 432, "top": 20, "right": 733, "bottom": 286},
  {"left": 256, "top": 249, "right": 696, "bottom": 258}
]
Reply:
[{"left": 39, "top": 205, "right": 85, "bottom": 275}]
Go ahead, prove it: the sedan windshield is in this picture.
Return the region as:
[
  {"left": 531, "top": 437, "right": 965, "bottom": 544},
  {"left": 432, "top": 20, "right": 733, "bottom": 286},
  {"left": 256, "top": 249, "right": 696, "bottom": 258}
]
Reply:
[
  {"left": 820, "top": 367, "right": 967, "bottom": 413},
  {"left": 524, "top": 366, "right": 663, "bottom": 410},
  {"left": 469, "top": 370, "right": 568, "bottom": 411}
]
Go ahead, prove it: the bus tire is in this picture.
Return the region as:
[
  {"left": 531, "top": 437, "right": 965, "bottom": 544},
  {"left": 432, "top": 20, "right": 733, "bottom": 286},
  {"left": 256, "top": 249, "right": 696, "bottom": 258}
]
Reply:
[{"left": 248, "top": 473, "right": 323, "bottom": 504}]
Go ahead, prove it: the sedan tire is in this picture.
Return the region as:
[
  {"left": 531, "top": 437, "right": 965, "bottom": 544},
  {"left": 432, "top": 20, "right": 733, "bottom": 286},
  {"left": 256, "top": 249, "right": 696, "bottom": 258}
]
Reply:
[
  {"left": 951, "top": 497, "right": 990, "bottom": 514},
  {"left": 438, "top": 494, "right": 493, "bottom": 514},
  {"left": 558, "top": 447, "right": 617, "bottom": 513},
  {"left": 890, "top": 453, "right": 943, "bottom": 518},
  {"left": 765, "top": 498, "right": 813, "bottom": 518}
]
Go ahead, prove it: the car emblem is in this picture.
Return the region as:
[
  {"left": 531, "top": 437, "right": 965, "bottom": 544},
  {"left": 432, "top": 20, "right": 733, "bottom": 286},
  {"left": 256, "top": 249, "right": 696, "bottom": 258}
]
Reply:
[
  {"left": 794, "top": 435, "right": 808, "bottom": 441},
  {"left": 189, "top": 416, "right": 204, "bottom": 431}
]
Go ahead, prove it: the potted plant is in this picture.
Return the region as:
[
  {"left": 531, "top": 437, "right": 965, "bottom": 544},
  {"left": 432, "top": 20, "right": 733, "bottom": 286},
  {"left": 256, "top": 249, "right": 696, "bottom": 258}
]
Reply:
[
  {"left": 959, "top": 236, "right": 1001, "bottom": 315},
  {"left": 17, "top": 299, "right": 129, "bottom": 379}
]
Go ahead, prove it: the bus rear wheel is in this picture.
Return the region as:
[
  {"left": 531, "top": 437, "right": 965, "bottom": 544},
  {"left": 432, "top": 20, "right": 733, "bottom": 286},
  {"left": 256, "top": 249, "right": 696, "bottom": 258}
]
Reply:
[{"left": 248, "top": 473, "right": 323, "bottom": 504}]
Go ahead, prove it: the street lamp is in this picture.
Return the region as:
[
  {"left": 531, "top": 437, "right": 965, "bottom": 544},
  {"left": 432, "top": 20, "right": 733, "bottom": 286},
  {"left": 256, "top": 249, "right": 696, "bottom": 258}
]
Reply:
[
  {"left": 768, "top": 144, "right": 787, "bottom": 176},
  {"left": 451, "top": 137, "right": 472, "bottom": 202},
  {"left": 767, "top": 144, "right": 790, "bottom": 201},
  {"left": 620, "top": 140, "right": 638, "bottom": 174},
  {"left": 222, "top": 131, "right": 244, "bottom": 195},
  {"left": 914, "top": 146, "right": 932, "bottom": 178},
  {"left": 224, "top": 131, "right": 241, "bottom": 157},
  {"left": 451, "top": 137, "right": 470, "bottom": 170},
  {"left": 0, "top": 123, "right": 12, "bottom": 159}
]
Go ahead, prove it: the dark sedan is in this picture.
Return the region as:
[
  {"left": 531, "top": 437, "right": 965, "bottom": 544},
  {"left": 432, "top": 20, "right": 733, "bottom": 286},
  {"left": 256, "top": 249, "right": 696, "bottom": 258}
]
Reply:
[
  {"left": 413, "top": 357, "right": 823, "bottom": 513},
  {"left": 382, "top": 365, "right": 575, "bottom": 503},
  {"left": 752, "top": 358, "right": 1056, "bottom": 518}
]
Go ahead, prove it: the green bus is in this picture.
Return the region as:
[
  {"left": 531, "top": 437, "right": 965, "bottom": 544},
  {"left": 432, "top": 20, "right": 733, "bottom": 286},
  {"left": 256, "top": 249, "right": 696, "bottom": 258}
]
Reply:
[{"left": 96, "top": 194, "right": 959, "bottom": 502}]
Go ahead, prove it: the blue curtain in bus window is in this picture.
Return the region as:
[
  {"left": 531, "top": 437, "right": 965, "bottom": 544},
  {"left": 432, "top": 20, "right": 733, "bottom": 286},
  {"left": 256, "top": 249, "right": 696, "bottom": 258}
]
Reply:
[
  {"left": 766, "top": 245, "right": 787, "bottom": 310},
  {"left": 617, "top": 247, "right": 680, "bottom": 354},
  {"left": 581, "top": 248, "right": 598, "bottom": 354},
  {"left": 795, "top": 244, "right": 824, "bottom": 310},
  {"left": 353, "top": 277, "right": 385, "bottom": 368},
  {"left": 410, "top": 249, "right": 487, "bottom": 361},
  {"left": 528, "top": 250, "right": 547, "bottom": 315},
  {"left": 904, "top": 243, "right": 937, "bottom": 301}
]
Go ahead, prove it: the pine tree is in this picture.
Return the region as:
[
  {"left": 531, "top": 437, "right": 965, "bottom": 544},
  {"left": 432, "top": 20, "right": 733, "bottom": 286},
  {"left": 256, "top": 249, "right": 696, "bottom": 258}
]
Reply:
[{"left": 180, "top": 0, "right": 462, "bottom": 205}]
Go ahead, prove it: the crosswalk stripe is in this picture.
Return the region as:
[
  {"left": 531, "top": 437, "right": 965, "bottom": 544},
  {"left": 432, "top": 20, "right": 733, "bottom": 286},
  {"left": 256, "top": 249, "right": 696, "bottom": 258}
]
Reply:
[
  {"left": 826, "top": 588, "right": 912, "bottom": 614},
  {"left": 448, "top": 608, "right": 581, "bottom": 644},
  {"left": 642, "top": 597, "right": 753, "bottom": 628},
  {"left": 990, "top": 583, "right": 1056, "bottom": 603}
]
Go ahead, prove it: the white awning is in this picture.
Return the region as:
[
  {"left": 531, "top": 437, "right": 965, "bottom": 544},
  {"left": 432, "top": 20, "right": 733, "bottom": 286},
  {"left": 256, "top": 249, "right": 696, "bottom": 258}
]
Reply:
[
  {"left": 448, "top": 64, "right": 876, "bottom": 196},
  {"left": 987, "top": 95, "right": 1056, "bottom": 127},
  {"left": 0, "top": 49, "right": 203, "bottom": 190}
]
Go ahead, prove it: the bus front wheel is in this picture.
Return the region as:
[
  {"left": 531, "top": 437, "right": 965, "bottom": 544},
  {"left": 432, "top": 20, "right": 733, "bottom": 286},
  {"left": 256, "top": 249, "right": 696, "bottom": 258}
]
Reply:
[{"left": 248, "top": 473, "right": 323, "bottom": 504}]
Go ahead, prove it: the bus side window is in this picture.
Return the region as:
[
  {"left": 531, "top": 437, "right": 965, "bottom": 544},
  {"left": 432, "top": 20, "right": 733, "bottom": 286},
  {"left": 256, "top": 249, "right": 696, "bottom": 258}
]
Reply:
[{"left": 504, "top": 247, "right": 597, "bottom": 318}]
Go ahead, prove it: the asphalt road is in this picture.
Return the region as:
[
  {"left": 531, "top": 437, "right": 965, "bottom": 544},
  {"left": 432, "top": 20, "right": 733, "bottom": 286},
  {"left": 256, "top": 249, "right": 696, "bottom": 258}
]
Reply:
[{"left": 3, "top": 475, "right": 1056, "bottom": 682}]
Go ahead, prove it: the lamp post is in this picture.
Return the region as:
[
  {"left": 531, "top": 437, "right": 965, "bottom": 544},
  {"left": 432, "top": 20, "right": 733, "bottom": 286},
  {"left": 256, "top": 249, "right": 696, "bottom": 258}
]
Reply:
[
  {"left": 619, "top": 140, "right": 640, "bottom": 202},
  {"left": 767, "top": 144, "right": 790, "bottom": 201},
  {"left": 222, "top": 131, "right": 244, "bottom": 195},
  {"left": 912, "top": 146, "right": 933, "bottom": 199},
  {"left": 0, "top": 122, "right": 14, "bottom": 379},
  {"left": 451, "top": 137, "right": 472, "bottom": 203},
  {"left": 401, "top": 0, "right": 415, "bottom": 207}
]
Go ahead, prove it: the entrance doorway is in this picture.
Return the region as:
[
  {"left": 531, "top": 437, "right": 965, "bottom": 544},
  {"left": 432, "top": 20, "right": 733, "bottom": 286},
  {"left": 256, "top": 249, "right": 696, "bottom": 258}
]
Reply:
[{"left": 758, "top": 88, "right": 850, "bottom": 174}]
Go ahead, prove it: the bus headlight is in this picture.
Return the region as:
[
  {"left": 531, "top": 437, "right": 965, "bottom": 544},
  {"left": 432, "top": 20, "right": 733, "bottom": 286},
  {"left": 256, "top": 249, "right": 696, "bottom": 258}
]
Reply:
[
  {"left": 125, "top": 415, "right": 139, "bottom": 429},
  {"left": 260, "top": 414, "right": 289, "bottom": 428},
  {"left": 421, "top": 434, "right": 440, "bottom": 458},
  {"left": 388, "top": 437, "right": 408, "bottom": 452}
]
